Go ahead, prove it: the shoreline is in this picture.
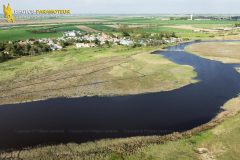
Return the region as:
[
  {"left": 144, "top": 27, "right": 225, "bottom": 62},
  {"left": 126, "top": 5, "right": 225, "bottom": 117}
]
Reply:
[
  {"left": 1, "top": 96, "right": 239, "bottom": 157},
  {"left": 0, "top": 40, "right": 239, "bottom": 158},
  {"left": 185, "top": 41, "right": 240, "bottom": 63},
  {"left": 0, "top": 45, "right": 196, "bottom": 106}
]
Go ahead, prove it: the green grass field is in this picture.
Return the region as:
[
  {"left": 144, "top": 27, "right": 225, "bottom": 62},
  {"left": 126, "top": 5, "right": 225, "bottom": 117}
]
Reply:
[
  {"left": 0, "top": 25, "right": 83, "bottom": 42},
  {"left": 85, "top": 24, "right": 117, "bottom": 32},
  {"left": 0, "top": 46, "right": 141, "bottom": 82},
  {"left": 112, "top": 17, "right": 237, "bottom": 25},
  {"left": 0, "top": 45, "right": 197, "bottom": 105},
  {"left": 0, "top": 28, "right": 61, "bottom": 42}
]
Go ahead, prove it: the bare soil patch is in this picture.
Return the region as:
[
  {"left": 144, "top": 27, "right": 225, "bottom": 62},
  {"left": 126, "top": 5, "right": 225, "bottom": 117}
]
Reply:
[
  {"left": 107, "top": 24, "right": 149, "bottom": 29},
  {"left": 165, "top": 25, "right": 219, "bottom": 32},
  {"left": 186, "top": 42, "right": 240, "bottom": 63},
  {"left": 0, "top": 19, "right": 106, "bottom": 26}
]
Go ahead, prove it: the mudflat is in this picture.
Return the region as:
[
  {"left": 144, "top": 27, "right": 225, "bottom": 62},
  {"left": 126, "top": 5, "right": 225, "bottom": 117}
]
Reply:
[{"left": 186, "top": 42, "right": 240, "bottom": 63}]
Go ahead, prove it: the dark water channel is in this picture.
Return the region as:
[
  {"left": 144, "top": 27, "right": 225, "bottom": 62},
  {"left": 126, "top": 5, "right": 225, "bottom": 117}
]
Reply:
[{"left": 0, "top": 40, "right": 239, "bottom": 149}]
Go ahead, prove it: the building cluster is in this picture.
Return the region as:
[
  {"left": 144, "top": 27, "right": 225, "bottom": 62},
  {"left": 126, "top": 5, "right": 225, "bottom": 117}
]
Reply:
[
  {"left": 61, "top": 31, "right": 182, "bottom": 48},
  {"left": 3, "top": 31, "right": 182, "bottom": 54},
  {"left": 163, "top": 37, "right": 182, "bottom": 44},
  {"left": 60, "top": 31, "right": 134, "bottom": 48},
  {"left": 38, "top": 38, "right": 63, "bottom": 50}
]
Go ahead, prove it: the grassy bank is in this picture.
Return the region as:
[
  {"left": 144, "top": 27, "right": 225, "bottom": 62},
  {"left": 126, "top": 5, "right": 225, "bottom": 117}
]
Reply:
[
  {"left": 1, "top": 96, "right": 239, "bottom": 160},
  {"left": 0, "top": 45, "right": 197, "bottom": 105},
  {"left": 186, "top": 42, "right": 240, "bottom": 63},
  {"left": 127, "top": 97, "right": 240, "bottom": 160}
]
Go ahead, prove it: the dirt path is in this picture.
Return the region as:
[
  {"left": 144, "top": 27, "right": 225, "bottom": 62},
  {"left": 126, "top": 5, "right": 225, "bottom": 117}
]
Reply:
[
  {"left": 0, "top": 19, "right": 107, "bottom": 26},
  {"left": 107, "top": 24, "right": 149, "bottom": 29},
  {"left": 76, "top": 25, "right": 99, "bottom": 32}
]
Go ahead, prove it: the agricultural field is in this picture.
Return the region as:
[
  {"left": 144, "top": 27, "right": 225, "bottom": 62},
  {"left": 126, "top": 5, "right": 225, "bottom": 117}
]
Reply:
[
  {"left": 0, "top": 28, "right": 61, "bottom": 42},
  {"left": 1, "top": 16, "right": 239, "bottom": 42},
  {"left": 84, "top": 24, "right": 117, "bottom": 32},
  {"left": 111, "top": 17, "right": 237, "bottom": 25},
  {"left": 0, "top": 25, "right": 83, "bottom": 42}
]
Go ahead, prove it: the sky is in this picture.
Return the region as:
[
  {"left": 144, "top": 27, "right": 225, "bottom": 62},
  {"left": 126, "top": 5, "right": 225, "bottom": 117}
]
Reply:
[{"left": 1, "top": 0, "right": 240, "bottom": 14}]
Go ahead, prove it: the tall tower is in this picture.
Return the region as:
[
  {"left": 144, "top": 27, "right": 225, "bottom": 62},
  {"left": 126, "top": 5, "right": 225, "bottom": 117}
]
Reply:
[{"left": 190, "top": 14, "right": 193, "bottom": 21}]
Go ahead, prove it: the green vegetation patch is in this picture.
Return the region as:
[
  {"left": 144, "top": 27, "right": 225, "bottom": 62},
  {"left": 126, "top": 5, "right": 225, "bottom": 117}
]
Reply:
[
  {"left": 85, "top": 24, "right": 117, "bottom": 32},
  {"left": 0, "top": 25, "right": 84, "bottom": 42},
  {"left": 0, "top": 45, "right": 197, "bottom": 105},
  {"left": 0, "top": 46, "right": 137, "bottom": 82},
  {"left": 0, "top": 28, "right": 61, "bottom": 42},
  {"left": 113, "top": 17, "right": 237, "bottom": 26}
]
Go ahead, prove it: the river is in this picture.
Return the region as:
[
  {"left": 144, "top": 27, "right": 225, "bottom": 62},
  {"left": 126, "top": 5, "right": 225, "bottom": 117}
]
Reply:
[{"left": 0, "top": 40, "right": 239, "bottom": 149}]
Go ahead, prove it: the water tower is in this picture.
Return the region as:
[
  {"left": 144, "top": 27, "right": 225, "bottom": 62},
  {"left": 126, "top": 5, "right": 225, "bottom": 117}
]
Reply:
[{"left": 190, "top": 14, "right": 193, "bottom": 20}]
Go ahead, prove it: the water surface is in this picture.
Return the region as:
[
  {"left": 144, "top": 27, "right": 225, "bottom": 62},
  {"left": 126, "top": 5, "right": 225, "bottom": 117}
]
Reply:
[{"left": 0, "top": 41, "right": 239, "bottom": 149}]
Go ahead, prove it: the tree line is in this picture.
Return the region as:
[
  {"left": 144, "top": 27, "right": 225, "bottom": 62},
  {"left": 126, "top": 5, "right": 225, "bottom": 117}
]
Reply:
[{"left": 0, "top": 40, "right": 51, "bottom": 62}]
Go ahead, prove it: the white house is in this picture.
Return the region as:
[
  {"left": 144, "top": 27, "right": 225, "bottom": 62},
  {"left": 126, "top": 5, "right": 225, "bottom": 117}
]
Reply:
[
  {"left": 50, "top": 44, "right": 63, "bottom": 50},
  {"left": 76, "top": 43, "right": 96, "bottom": 48},
  {"left": 119, "top": 39, "right": 133, "bottom": 46},
  {"left": 65, "top": 31, "right": 76, "bottom": 37}
]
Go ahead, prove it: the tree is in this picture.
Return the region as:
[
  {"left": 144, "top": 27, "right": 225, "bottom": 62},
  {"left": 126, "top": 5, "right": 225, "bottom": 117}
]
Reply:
[
  {"left": 0, "top": 43, "right": 5, "bottom": 52},
  {"left": 171, "top": 32, "right": 177, "bottom": 38},
  {"left": 105, "top": 40, "right": 112, "bottom": 47},
  {"left": 94, "top": 39, "right": 101, "bottom": 46},
  {"left": 119, "top": 24, "right": 132, "bottom": 37},
  {"left": 119, "top": 24, "right": 131, "bottom": 32},
  {"left": 122, "top": 31, "right": 130, "bottom": 37},
  {"left": 235, "top": 23, "right": 240, "bottom": 27}
]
